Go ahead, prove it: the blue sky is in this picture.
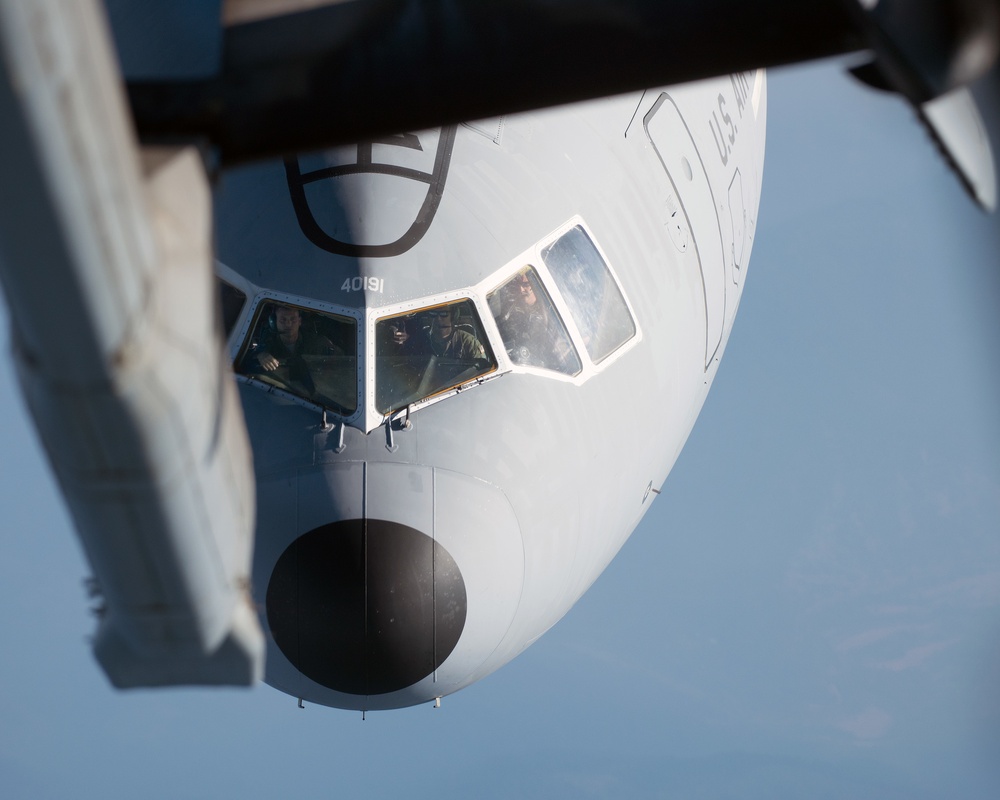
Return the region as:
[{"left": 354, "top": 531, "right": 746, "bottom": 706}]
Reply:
[{"left": 2, "top": 61, "right": 999, "bottom": 799}]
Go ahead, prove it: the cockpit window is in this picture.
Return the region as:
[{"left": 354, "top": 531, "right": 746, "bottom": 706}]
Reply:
[
  {"left": 218, "top": 279, "right": 246, "bottom": 338},
  {"left": 375, "top": 299, "right": 497, "bottom": 414},
  {"left": 541, "top": 225, "right": 636, "bottom": 363},
  {"left": 488, "top": 266, "right": 581, "bottom": 375},
  {"left": 236, "top": 301, "right": 358, "bottom": 415}
]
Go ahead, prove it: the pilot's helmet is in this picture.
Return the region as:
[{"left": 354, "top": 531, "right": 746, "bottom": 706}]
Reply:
[{"left": 428, "top": 306, "right": 455, "bottom": 323}]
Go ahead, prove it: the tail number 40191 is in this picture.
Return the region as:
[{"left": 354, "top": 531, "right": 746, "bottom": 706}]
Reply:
[{"left": 341, "top": 277, "right": 385, "bottom": 293}]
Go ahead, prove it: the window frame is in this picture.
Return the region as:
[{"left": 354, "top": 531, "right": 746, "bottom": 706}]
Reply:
[
  {"left": 368, "top": 292, "right": 501, "bottom": 423},
  {"left": 231, "top": 291, "right": 365, "bottom": 426},
  {"left": 540, "top": 223, "right": 638, "bottom": 365},
  {"left": 478, "top": 216, "right": 640, "bottom": 383},
  {"left": 222, "top": 215, "right": 636, "bottom": 434},
  {"left": 216, "top": 260, "right": 256, "bottom": 348}
]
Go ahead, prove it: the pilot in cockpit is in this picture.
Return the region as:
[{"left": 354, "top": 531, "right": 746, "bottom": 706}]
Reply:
[
  {"left": 404, "top": 307, "right": 485, "bottom": 360},
  {"left": 254, "top": 304, "right": 341, "bottom": 371},
  {"left": 242, "top": 303, "right": 343, "bottom": 399},
  {"left": 493, "top": 267, "right": 578, "bottom": 374}
]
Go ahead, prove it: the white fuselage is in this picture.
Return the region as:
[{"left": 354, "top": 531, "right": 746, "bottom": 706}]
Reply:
[{"left": 217, "top": 73, "right": 767, "bottom": 709}]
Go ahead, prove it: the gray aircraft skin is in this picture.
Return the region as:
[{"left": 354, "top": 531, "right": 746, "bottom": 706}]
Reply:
[{"left": 215, "top": 75, "right": 767, "bottom": 710}]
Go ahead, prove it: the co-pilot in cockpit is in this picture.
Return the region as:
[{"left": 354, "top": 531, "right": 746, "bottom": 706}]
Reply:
[{"left": 374, "top": 299, "right": 495, "bottom": 415}]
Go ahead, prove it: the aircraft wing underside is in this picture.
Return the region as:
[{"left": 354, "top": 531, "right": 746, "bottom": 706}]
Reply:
[
  {"left": 119, "top": 1, "right": 997, "bottom": 168},
  {"left": 0, "top": 0, "right": 262, "bottom": 687}
]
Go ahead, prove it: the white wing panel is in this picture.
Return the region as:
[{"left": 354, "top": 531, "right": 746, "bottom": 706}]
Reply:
[{"left": 0, "top": 0, "right": 262, "bottom": 686}]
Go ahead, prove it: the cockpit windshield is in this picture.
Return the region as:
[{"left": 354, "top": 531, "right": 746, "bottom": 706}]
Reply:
[
  {"left": 488, "top": 266, "right": 581, "bottom": 375},
  {"left": 236, "top": 301, "right": 358, "bottom": 415},
  {"left": 541, "top": 225, "right": 636, "bottom": 363},
  {"left": 375, "top": 299, "right": 497, "bottom": 414}
]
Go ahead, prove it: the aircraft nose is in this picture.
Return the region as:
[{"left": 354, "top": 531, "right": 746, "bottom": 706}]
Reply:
[
  {"left": 265, "top": 517, "right": 467, "bottom": 696},
  {"left": 257, "top": 461, "right": 524, "bottom": 709}
]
